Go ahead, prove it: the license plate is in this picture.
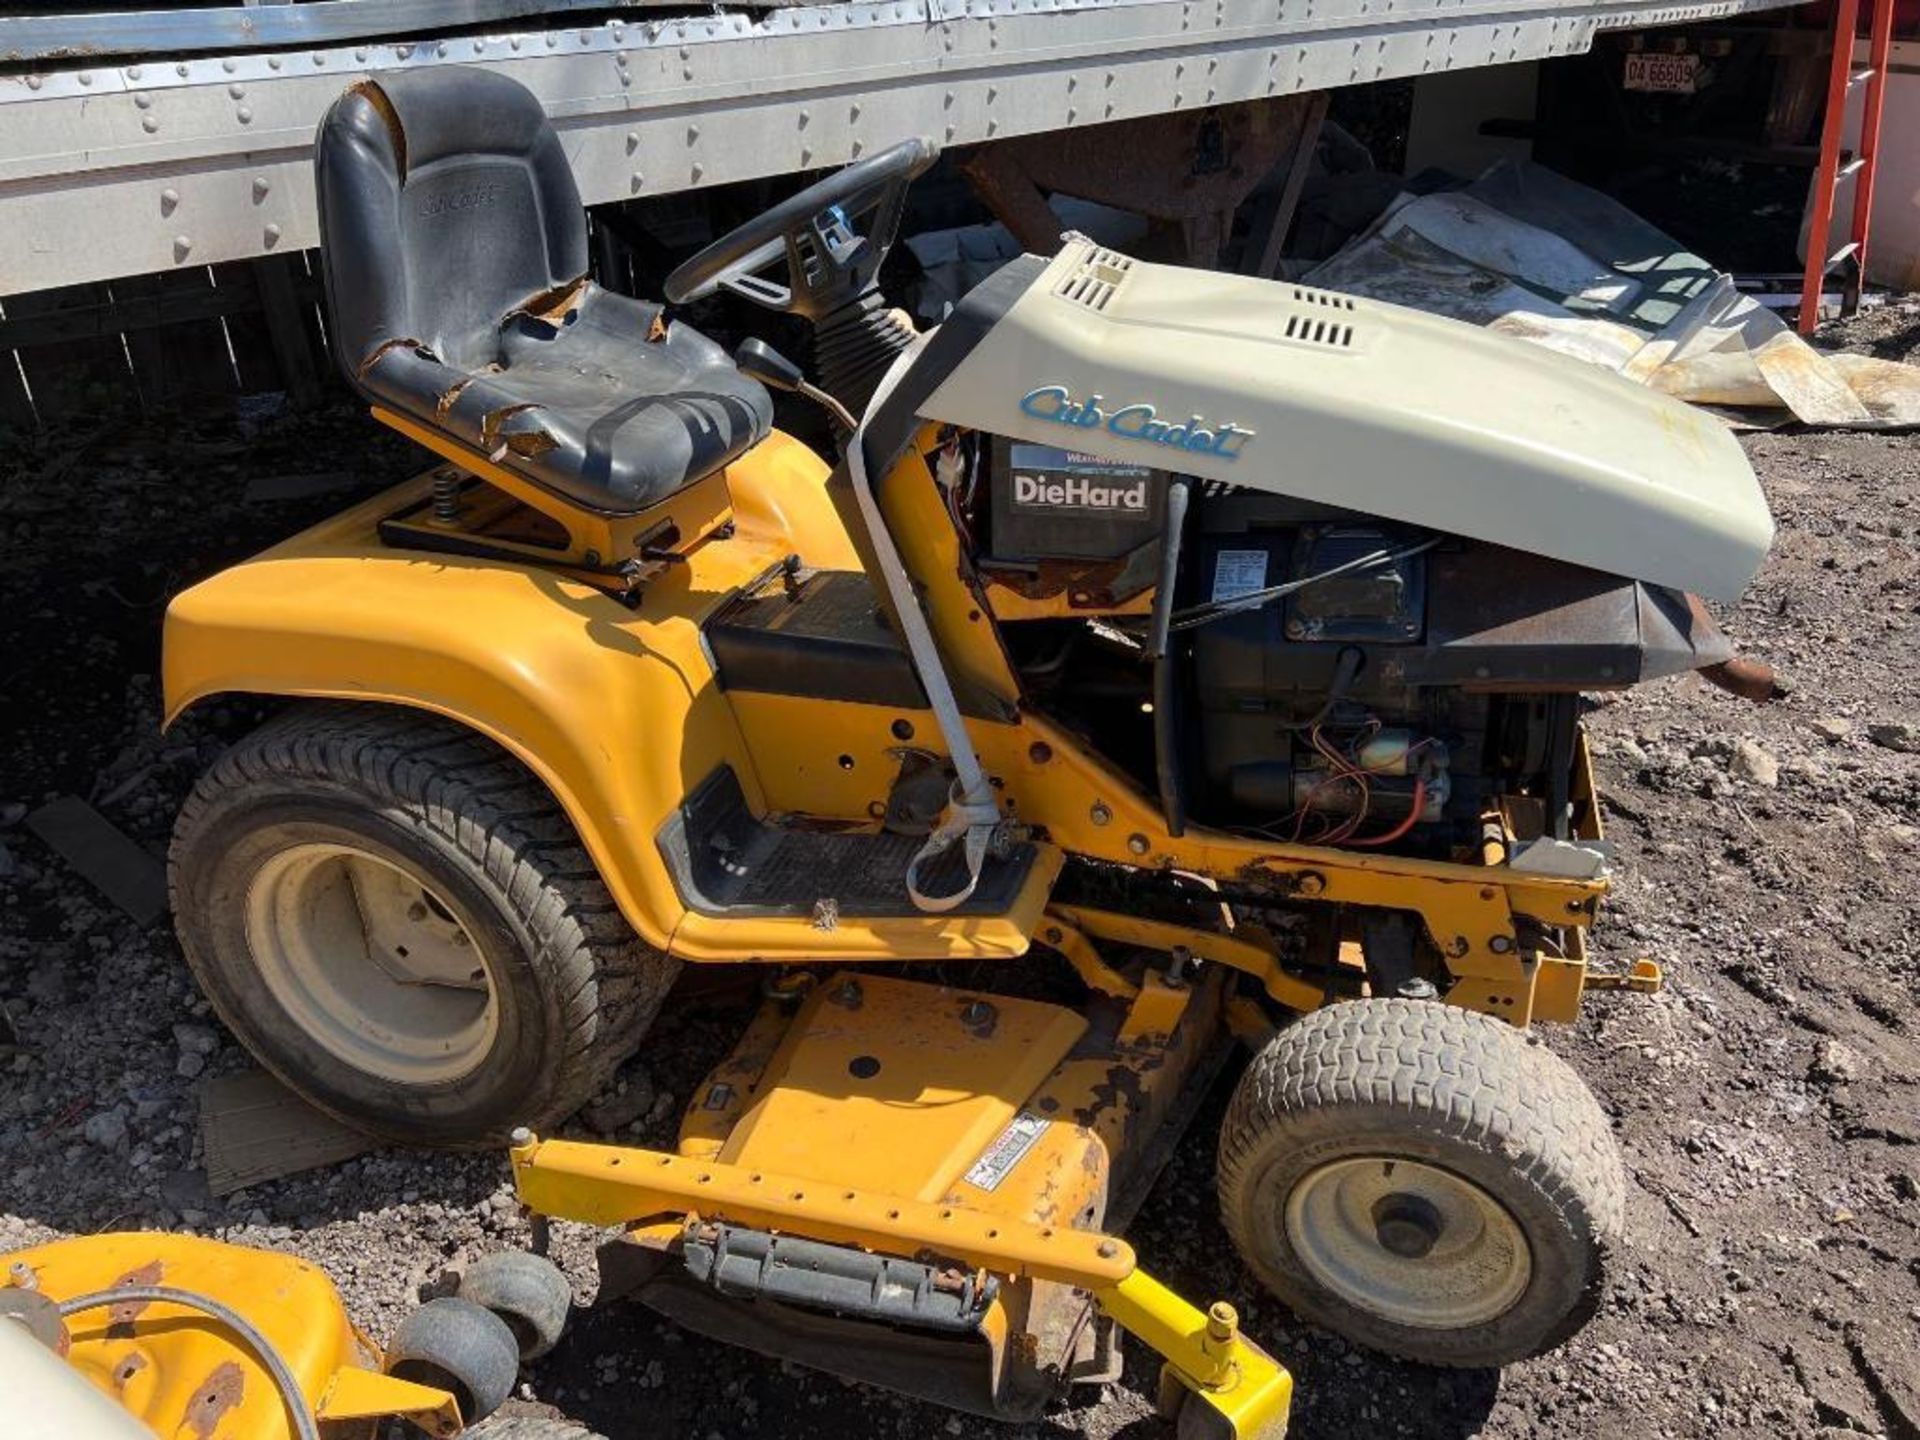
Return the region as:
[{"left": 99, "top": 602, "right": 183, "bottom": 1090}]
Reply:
[{"left": 1624, "top": 52, "right": 1701, "bottom": 93}]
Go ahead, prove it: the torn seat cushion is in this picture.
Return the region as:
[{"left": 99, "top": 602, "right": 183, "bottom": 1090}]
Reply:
[{"left": 314, "top": 65, "right": 771, "bottom": 515}]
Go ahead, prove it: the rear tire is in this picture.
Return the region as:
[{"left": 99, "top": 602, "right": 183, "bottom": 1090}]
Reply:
[
  {"left": 170, "top": 703, "right": 678, "bottom": 1147},
  {"left": 1217, "top": 998, "right": 1624, "bottom": 1368}
]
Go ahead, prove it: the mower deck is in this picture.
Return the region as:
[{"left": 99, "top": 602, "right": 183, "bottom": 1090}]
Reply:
[{"left": 512, "top": 968, "right": 1293, "bottom": 1437}]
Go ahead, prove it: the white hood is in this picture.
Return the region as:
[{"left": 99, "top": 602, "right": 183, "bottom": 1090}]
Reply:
[{"left": 922, "top": 241, "right": 1773, "bottom": 602}]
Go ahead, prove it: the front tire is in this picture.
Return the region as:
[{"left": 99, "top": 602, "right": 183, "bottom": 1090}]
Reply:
[
  {"left": 170, "top": 703, "right": 678, "bottom": 1147},
  {"left": 1217, "top": 998, "right": 1624, "bottom": 1368}
]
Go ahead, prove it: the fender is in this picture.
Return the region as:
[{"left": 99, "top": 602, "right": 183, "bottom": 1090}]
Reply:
[{"left": 164, "top": 431, "right": 856, "bottom": 957}]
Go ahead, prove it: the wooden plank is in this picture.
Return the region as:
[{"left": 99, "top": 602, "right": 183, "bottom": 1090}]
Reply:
[
  {"left": 1244, "top": 90, "right": 1331, "bottom": 279},
  {"left": 250, "top": 254, "right": 324, "bottom": 406},
  {"left": 0, "top": 333, "right": 37, "bottom": 431},
  {"left": 107, "top": 272, "right": 171, "bottom": 410},
  {"left": 5, "top": 283, "right": 138, "bottom": 424},
  {"left": 215, "top": 260, "right": 286, "bottom": 397},
  {"left": 0, "top": 275, "right": 254, "bottom": 351},
  {"left": 25, "top": 795, "right": 168, "bottom": 925},
  {"left": 153, "top": 266, "right": 244, "bottom": 402},
  {"left": 199, "top": 1068, "right": 377, "bottom": 1196}
]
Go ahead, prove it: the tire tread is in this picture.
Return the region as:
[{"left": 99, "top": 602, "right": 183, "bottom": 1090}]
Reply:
[
  {"left": 170, "top": 702, "right": 677, "bottom": 1144},
  {"left": 1217, "top": 998, "right": 1624, "bottom": 1366}
]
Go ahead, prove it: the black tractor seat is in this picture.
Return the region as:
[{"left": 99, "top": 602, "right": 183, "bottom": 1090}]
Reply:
[{"left": 315, "top": 67, "right": 771, "bottom": 516}]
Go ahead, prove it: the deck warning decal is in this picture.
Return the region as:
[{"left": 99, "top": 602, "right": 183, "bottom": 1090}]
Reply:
[{"left": 964, "top": 1111, "right": 1050, "bottom": 1192}]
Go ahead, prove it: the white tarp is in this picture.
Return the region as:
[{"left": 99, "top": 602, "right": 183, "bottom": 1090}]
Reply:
[{"left": 1303, "top": 161, "right": 1920, "bottom": 429}]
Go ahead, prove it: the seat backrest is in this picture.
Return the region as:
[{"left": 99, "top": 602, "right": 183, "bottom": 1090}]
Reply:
[{"left": 314, "top": 67, "right": 588, "bottom": 380}]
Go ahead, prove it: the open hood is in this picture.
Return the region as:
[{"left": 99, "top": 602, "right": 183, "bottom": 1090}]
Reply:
[{"left": 921, "top": 240, "right": 1773, "bottom": 602}]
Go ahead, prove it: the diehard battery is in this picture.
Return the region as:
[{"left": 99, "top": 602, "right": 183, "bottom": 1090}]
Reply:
[{"left": 987, "top": 438, "right": 1168, "bottom": 562}]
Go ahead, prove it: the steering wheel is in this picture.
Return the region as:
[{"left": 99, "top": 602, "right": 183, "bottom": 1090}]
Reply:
[{"left": 664, "top": 138, "right": 938, "bottom": 319}]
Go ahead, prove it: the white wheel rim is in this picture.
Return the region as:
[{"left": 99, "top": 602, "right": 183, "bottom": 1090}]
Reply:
[
  {"left": 1285, "top": 1157, "right": 1532, "bottom": 1330},
  {"left": 244, "top": 842, "right": 499, "bottom": 1085}
]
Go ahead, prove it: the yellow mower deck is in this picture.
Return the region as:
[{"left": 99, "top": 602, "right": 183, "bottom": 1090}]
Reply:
[
  {"left": 1, "top": 1233, "right": 460, "bottom": 1440},
  {"left": 513, "top": 967, "right": 1292, "bottom": 1437}
]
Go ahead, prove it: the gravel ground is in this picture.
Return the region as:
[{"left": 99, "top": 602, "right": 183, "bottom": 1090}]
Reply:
[{"left": 2, "top": 306, "right": 1917, "bottom": 1438}]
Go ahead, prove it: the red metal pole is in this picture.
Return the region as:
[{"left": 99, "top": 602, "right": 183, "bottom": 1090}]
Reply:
[{"left": 1798, "top": 0, "right": 1863, "bottom": 336}]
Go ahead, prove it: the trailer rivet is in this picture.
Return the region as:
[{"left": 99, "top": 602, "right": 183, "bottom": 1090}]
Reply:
[
  {"left": 134, "top": 93, "right": 151, "bottom": 110},
  {"left": 1127, "top": 833, "right": 1150, "bottom": 856},
  {"left": 1096, "top": 1240, "right": 1118, "bottom": 1259},
  {"left": 1296, "top": 872, "right": 1325, "bottom": 897},
  {"left": 1490, "top": 935, "right": 1514, "bottom": 954},
  {"left": 252, "top": 177, "right": 270, "bottom": 201},
  {"left": 1089, "top": 802, "right": 1112, "bottom": 826},
  {"left": 238, "top": 106, "right": 253, "bottom": 124},
  {"left": 172, "top": 235, "right": 192, "bottom": 260}
]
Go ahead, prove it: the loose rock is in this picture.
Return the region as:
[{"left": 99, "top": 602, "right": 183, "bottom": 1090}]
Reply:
[
  {"left": 83, "top": 1107, "right": 128, "bottom": 1151},
  {"left": 1867, "top": 721, "right": 1920, "bottom": 754},
  {"left": 1810, "top": 1038, "right": 1869, "bottom": 1086},
  {"left": 1729, "top": 739, "right": 1780, "bottom": 788}
]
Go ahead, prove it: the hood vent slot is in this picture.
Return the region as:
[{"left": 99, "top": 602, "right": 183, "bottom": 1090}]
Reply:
[
  {"left": 1282, "top": 313, "right": 1355, "bottom": 348},
  {"left": 1292, "top": 286, "right": 1356, "bottom": 310},
  {"left": 1054, "top": 248, "right": 1135, "bottom": 312}
]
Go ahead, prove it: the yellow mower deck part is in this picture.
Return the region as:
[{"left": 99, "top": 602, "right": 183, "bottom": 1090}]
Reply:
[
  {"left": 513, "top": 1134, "right": 1293, "bottom": 1434},
  {"left": 510, "top": 1133, "right": 1136, "bottom": 1289},
  {"left": 1583, "top": 957, "right": 1666, "bottom": 994},
  {"left": 1, "top": 1233, "right": 461, "bottom": 1440},
  {"left": 1098, "top": 1272, "right": 1294, "bottom": 1440}
]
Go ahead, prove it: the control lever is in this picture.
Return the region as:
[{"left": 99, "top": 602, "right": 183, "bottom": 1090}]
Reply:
[{"left": 735, "top": 338, "right": 859, "bottom": 433}]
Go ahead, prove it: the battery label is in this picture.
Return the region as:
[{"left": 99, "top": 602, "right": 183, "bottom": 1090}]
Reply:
[
  {"left": 1212, "top": 549, "right": 1269, "bottom": 601},
  {"left": 1008, "top": 444, "right": 1154, "bottom": 514},
  {"left": 963, "top": 1111, "right": 1050, "bottom": 1192}
]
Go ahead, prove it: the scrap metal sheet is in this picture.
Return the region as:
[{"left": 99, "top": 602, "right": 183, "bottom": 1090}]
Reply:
[{"left": 1304, "top": 161, "right": 1920, "bottom": 429}]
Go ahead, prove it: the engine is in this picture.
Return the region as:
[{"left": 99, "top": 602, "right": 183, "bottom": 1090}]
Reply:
[{"left": 978, "top": 442, "right": 1732, "bottom": 860}]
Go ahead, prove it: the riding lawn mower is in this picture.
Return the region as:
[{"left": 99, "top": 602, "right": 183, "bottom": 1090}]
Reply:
[{"left": 143, "top": 67, "right": 1773, "bottom": 1438}]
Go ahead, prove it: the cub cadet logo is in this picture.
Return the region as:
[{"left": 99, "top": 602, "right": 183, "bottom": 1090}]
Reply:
[
  {"left": 1019, "top": 385, "right": 1253, "bottom": 460},
  {"left": 419, "top": 183, "right": 502, "bottom": 217},
  {"left": 1013, "top": 469, "right": 1148, "bottom": 513}
]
